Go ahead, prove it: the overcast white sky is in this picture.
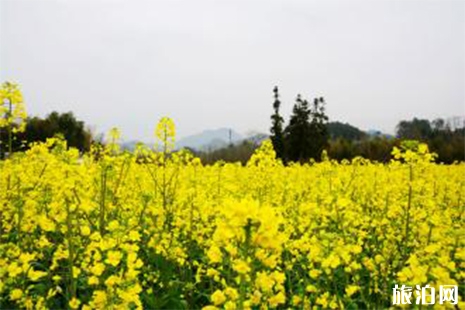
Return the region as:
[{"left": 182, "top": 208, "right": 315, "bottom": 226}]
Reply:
[{"left": 1, "top": 0, "right": 464, "bottom": 141}]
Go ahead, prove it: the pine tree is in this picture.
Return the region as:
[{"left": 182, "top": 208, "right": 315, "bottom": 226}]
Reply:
[
  {"left": 285, "top": 94, "right": 312, "bottom": 162},
  {"left": 309, "top": 97, "right": 329, "bottom": 160},
  {"left": 284, "top": 95, "right": 329, "bottom": 162},
  {"left": 270, "top": 86, "right": 285, "bottom": 160}
]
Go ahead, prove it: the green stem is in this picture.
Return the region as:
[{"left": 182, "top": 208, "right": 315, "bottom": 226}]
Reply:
[
  {"left": 99, "top": 166, "right": 107, "bottom": 235},
  {"left": 402, "top": 164, "right": 414, "bottom": 264},
  {"left": 8, "top": 98, "right": 12, "bottom": 156},
  {"left": 66, "top": 198, "right": 76, "bottom": 301}
]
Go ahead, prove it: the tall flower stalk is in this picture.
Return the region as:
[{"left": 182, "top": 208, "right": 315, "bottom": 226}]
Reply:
[{"left": 0, "top": 82, "right": 27, "bottom": 157}]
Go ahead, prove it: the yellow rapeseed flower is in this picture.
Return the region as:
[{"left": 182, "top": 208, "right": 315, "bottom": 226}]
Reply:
[
  {"left": 105, "top": 251, "right": 123, "bottom": 267},
  {"left": 211, "top": 290, "right": 226, "bottom": 306}
]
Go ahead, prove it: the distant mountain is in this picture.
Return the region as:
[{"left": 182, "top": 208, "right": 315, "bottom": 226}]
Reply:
[
  {"left": 328, "top": 122, "right": 366, "bottom": 141},
  {"left": 120, "top": 128, "right": 259, "bottom": 152},
  {"left": 366, "top": 129, "right": 394, "bottom": 139},
  {"left": 245, "top": 132, "right": 269, "bottom": 145},
  {"left": 176, "top": 128, "right": 243, "bottom": 151},
  {"left": 123, "top": 121, "right": 390, "bottom": 153},
  {"left": 327, "top": 122, "right": 394, "bottom": 140},
  {"left": 366, "top": 129, "right": 382, "bottom": 136},
  {"left": 121, "top": 140, "right": 149, "bottom": 151}
]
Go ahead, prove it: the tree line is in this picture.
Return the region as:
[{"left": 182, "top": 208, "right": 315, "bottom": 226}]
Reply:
[
  {"left": 1, "top": 86, "right": 463, "bottom": 163},
  {"left": 0, "top": 111, "right": 92, "bottom": 158},
  {"left": 270, "top": 86, "right": 464, "bottom": 163},
  {"left": 327, "top": 119, "right": 465, "bottom": 163}
]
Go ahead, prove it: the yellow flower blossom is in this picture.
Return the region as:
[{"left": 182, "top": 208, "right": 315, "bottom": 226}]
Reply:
[
  {"left": 28, "top": 269, "right": 47, "bottom": 281},
  {"left": 10, "top": 289, "right": 23, "bottom": 301},
  {"left": 232, "top": 259, "right": 251, "bottom": 274},
  {"left": 105, "top": 251, "right": 123, "bottom": 267},
  {"left": 345, "top": 285, "right": 360, "bottom": 297},
  {"left": 91, "top": 263, "right": 105, "bottom": 276},
  {"left": 211, "top": 290, "right": 226, "bottom": 306},
  {"left": 69, "top": 298, "right": 80, "bottom": 309}
]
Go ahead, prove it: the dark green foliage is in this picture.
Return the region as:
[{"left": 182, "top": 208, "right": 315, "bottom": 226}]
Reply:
[
  {"left": 328, "top": 137, "right": 395, "bottom": 162},
  {"left": 326, "top": 117, "right": 465, "bottom": 163},
  {"left": 284, "top": 94, "right": 312, "bottom": 162},
  {"left": 396, "top": 117, "right": 465, "bottom": 163},
  {"left": 308, "top": 97, "right": 329, "bottom": 160},
  {"left": 428, "top": 128, "right": 465, "bottom": 163},
  {"left": 270, "top": 86, "right": 285, "bottom": 161},
  {"left": 283, "top": 94, "right": 329, "bottom": 162},
  {"left": 396, "top": 118, "right": 433, "bottom": 140},
  {"left": 0, "top": 111, "right": 92, "bottom": 157},
  {"left": 26, "top": 112, "right": 92, "bottom": 152}
]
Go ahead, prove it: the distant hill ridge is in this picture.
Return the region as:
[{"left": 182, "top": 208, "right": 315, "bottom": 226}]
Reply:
[
  {"left": 176, "top": 128, "right": 243, "bottom": 151},
  {"left": 121, "top": 122, "right": 392, "bottom": 151}
]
